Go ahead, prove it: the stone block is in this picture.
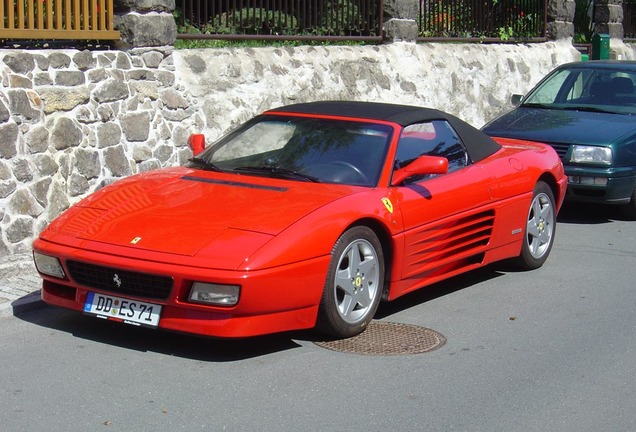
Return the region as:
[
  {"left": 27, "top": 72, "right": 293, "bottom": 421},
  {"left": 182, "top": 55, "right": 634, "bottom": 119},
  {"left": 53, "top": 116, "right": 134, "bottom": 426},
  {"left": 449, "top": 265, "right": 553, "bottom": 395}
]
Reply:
[
  {"left": 30, "top": 178, "right": 52, "bottom": 207},
  {"left": 55, "top": 71, "right": 86, "bottom": 87},
  {"left": 546, "top": 21, "right": 575, "bottom": 40},
  {"left": 0, "top": 123, "right": 18, "bottom": 159},
  {"left": 595, "top": 4, "right": 624, "bottom": 23},
  {"left": 9, "top": 189, "right": 43, "bottom": 216},
  {"left": 39, "top": 87, "right": 90, "bottom": 114},
  {"left": 73, "top": 51, "right": 96, "bottom": 71},
  {"left": 8, "top": 90, "right": 41, "bottom": 121},
  {"left": 547, "top": 0, "right": 576, "bottom": 21},
  {"left": 75, "top": 148, "right": 101, "bottom": 179},
  {"left": 594, "top": 23, "right": 624, "bottom": 40},
  {"left": 0, "top": 180, "right": 17, "bottom": 199},
  {"left": 104, "top": 145, "right": 132, "bottom": 177},
  {"left": 11, "top": 159, "right": 33, "bottom": 183},
  {"left": 142, "top": 51, "right": 165, "bottom": 68},
  {"left": 121, "top": 112, "right": 151, "bottom": 142},
  {"left": 384, "top": 0, "right": 419, "bottom": 20},
  {"left": 114, "top": 13, "right": 177, "bottom": 48},
  {"left": 93, "top": 79, "right": 130, "bottom": 103},
  {"left": 6, "top": 216, "right": 34, "bottom": 243},
  {"left": 0, "top": 100, "right": 10, "bottom": 123},
  {"left": 32, "top": 154, "right": 58, "bottom": 177},
  {"left": 8, "top": 75, "right": 33, "bottom": 89},
  {"left": 69, "top": 173, "right": 89, "bottom": 197},
  {"left": 26, "top": 126, "right": 50, "bottom": 154},
  {"left": 48, "top": 52, "right": 72, "bottom": 69},
  {"left": 50, "top": 117, "right": 82, "bottom": 150},
  {"left": 3, "top": 53, "right": 35, "bottom": 75},
  {"left": 97, "top": 123, "right": 123, "bottom": 148}
]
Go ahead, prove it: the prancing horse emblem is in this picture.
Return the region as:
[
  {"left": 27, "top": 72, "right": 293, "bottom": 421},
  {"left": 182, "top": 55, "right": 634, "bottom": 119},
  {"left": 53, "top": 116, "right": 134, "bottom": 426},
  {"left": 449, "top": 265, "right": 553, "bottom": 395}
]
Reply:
[{"left": 113, "top": 273, "right": 122, "bottom": 288}]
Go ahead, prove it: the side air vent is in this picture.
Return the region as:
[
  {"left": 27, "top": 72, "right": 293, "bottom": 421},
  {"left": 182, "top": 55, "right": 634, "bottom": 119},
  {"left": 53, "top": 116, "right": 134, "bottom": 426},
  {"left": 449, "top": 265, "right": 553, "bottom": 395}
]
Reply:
[{"left": 403, "top": 210, "right": 495, "bottom": 280}]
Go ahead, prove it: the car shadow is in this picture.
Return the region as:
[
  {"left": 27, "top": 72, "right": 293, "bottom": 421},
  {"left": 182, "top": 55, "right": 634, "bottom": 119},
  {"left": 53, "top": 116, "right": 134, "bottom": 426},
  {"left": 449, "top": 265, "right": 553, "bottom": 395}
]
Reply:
[
  {"left": 557, "top": 201, "right": 632, "bottom": 224},
  {"left": 13, "top": 262, "right": 534, "bottom": 356},
  {"left": 15, "top": 267, "right": 506, "bottom": 356},
  {"left": 14, "top": 305, "right": 305, "bottom": 362},
  {"left": 374, "top": 265, "right": 505, "bottom": 320}
]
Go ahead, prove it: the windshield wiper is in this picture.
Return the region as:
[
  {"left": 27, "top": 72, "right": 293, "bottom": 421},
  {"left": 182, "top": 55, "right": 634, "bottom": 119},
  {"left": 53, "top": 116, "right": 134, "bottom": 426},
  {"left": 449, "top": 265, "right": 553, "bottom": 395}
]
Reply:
[
  {"left": 188, "top": 157, "right": 222, "bottom": 172},
  {"left": 521, "top": 102, "right": 555, "bottom": 109},
  {"left": 234, "top": 166, "right": 321, "bottom": 183},
  {"left": 562, "top": 106, "right": 618, "bottom": 114}
]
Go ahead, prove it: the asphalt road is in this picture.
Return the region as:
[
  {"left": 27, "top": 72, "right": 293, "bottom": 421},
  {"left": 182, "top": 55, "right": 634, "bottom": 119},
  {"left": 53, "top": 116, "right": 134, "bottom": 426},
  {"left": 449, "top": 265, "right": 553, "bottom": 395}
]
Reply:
[{"left": 1, "top": 202, "right": 635, "bottom": 432}]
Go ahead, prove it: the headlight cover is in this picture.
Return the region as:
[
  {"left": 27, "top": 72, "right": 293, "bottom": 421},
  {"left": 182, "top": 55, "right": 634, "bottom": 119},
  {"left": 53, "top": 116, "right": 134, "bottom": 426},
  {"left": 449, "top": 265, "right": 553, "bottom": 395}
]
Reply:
[
  {"left": 189, "top": 282, "right": 240, "bottom": 306},
  {"left": 33, "top": 251, "right": 66, "bottom": 279},
  {"left": 570, "top": 145, "right": 612, "bottom": 165}
]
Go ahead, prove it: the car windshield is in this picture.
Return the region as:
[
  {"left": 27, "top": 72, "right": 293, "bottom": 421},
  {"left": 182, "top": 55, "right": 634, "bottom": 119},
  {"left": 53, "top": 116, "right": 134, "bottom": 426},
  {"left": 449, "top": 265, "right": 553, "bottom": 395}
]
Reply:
[
  {"left": 522, "top": 66, "right": 636, "bottom": 115},
  {"left": 187, "top": 115, "right": 393, "bottom": 186}
]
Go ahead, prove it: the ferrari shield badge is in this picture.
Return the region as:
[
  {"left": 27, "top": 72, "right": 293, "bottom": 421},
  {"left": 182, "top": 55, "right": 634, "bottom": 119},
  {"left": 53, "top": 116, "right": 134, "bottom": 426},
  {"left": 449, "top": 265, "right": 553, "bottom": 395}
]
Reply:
[{"left": 381, "top": 197, "right": 394, "bottom": 214}]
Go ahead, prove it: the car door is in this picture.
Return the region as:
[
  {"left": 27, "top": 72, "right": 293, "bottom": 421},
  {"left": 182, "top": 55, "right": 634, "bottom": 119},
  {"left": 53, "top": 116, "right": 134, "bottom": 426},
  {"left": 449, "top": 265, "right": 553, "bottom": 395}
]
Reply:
[{"left": 391, "top": 120, "right": 496, "bottom": 293}]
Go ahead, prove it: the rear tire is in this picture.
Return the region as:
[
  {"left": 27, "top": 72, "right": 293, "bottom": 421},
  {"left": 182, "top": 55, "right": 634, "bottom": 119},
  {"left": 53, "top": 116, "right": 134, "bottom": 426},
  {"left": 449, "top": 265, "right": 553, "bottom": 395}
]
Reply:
[
  {"left": 316, "top": 226, "right": 384, "bottom": 339},
  {"left": 515, "top": 181, "right": 556, "bottom": 270}
]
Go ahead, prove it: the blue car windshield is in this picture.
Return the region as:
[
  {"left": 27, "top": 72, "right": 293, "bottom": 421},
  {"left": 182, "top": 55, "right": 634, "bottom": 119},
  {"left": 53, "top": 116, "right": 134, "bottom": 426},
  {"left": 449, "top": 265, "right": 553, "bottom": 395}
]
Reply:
[
  {"left": 190, "top": 115, "right": 393, "bottom": 187},
  {"left": 523, "top": 67, "right": 636, "bottom": 115}
]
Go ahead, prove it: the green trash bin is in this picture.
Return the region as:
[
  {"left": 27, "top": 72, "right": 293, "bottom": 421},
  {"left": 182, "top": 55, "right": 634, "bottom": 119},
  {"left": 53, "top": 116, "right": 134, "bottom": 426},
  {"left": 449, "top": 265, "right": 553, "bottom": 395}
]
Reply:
[{"left": 592, "top": 34, "right": 610, "bottom": 60}]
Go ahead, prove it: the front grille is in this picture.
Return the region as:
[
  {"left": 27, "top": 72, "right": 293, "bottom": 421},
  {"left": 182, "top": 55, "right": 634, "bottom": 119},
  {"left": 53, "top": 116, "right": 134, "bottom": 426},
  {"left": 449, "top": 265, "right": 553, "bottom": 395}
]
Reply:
[
  {"left": 548, "top": 142, "right": 570, "bottom": 160},
  {"left": 66, "top": 260, "right": 173, "bottom": 300}
]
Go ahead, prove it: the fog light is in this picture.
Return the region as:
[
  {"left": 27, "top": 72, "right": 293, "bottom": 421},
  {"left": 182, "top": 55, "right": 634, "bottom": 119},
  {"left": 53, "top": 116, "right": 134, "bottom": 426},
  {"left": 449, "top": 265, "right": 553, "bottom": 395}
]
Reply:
[
  {"left": 579, "top": 176, "right": 595, "bottom": 185},
  {"left": 33, "top": 252, "right": 66, "bottom": 279},
  {"left": 189, "top": 282, "right": 240, "bottom": 306},
  {"left": 568, "top": 176, "right": 608, "bottom": 186},
  {"left": 594, "top": 177, "right": 608, "bottom": 186}
]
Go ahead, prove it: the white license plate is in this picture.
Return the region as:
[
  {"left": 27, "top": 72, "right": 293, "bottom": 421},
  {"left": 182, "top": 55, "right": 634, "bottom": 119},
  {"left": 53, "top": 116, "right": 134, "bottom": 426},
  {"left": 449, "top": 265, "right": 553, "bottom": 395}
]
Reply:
[{"left": 84, "top": 292, "right": 161, "bottom": 328}]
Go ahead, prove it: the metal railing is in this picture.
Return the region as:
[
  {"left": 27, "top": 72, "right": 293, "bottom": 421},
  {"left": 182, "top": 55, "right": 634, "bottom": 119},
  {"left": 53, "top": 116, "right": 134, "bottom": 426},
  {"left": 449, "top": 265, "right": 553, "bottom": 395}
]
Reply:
[
  {"left": 176, "top": 0, "right": 547, "bottom": 43},
  {"left": 176, "top": 0, "right": 384, "bottom": 41},
  {"left": 418, "top": 0, "right": 547, "bottom": 42},
  {"left": 0, "top": 0, "right": 119, "bottom": 40}
]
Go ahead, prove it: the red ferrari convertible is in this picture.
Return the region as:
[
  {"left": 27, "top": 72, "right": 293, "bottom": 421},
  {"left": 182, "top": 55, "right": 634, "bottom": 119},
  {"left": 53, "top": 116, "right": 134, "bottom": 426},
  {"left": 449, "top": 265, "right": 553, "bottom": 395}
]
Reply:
[{"left": 33, "top": 102, "right": 566, "bottom": 338}]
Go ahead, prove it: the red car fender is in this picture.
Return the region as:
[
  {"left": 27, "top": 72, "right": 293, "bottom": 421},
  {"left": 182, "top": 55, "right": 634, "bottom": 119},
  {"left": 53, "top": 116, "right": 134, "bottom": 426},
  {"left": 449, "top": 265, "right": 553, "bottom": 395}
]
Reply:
[{"left": 239, "top": 189, "right": 404, "bottom": 271}]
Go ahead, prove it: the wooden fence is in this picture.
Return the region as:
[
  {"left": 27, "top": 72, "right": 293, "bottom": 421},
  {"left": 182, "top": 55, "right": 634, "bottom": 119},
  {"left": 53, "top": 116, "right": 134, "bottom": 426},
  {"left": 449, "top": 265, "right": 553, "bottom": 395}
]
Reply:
[{"left": 0, "top": 0, "right": 119, "bottom": 40}]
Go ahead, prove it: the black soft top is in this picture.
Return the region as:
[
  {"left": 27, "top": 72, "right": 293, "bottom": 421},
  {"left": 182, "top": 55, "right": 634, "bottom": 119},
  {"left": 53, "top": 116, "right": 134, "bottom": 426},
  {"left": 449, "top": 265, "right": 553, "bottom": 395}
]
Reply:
[{"left": 268, "top": 101, "right": 501, "bottom": 163}]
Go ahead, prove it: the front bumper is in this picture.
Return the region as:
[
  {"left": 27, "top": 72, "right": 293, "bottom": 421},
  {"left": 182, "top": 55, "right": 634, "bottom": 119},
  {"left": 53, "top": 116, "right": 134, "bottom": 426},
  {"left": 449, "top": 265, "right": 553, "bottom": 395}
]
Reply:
[
  {"left": 564, "top": 165, "right": 636, "bottom": 204},
  {"left": 34, "top": 239, "right": 330, "bottom": 338}
]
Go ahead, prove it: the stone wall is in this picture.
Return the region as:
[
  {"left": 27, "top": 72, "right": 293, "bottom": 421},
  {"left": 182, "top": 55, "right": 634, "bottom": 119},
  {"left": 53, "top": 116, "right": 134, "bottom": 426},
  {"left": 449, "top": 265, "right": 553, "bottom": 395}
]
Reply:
[
  {"left": 547, "top": 0, "right": 576, "bottom": 39},
  {"left": 0, "top": 40, "right": 584, "bottom": 258}
]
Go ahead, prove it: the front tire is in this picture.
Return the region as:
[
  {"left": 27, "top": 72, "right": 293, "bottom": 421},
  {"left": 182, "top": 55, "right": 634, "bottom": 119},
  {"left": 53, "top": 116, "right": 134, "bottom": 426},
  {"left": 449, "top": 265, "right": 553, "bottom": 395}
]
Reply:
[
  {"left": 316, "top": 226, "right": 384, "bottom": 339},
  {"left": 515, "top": 181, "right": 556, "bottom": 270}
]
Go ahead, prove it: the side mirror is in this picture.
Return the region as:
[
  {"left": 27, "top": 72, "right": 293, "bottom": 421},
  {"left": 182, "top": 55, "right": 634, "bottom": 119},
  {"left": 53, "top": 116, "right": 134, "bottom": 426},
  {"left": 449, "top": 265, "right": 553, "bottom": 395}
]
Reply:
[
  {"left": 391, "top": 155, "right": 449, "bottom": 186},
  {"left": 511, "top": 94, "right": 524, "bottom": 106},
  {"left": 188, "top": 134, "right": 206, "bottom": 156}
]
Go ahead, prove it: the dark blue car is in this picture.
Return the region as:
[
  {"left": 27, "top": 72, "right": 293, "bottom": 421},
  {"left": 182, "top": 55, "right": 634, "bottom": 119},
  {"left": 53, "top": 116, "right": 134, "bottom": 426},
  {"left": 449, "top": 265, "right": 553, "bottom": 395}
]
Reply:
[{"left": 482, "top": 61, "right": 636, "bottom": 219}]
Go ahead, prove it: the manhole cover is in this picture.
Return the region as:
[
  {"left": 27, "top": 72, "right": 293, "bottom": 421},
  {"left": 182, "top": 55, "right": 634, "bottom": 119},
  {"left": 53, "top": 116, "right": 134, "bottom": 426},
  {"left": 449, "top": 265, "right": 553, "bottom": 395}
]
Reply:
[{"left": 315, "top": 321, "right": 446, "bottom": 356}]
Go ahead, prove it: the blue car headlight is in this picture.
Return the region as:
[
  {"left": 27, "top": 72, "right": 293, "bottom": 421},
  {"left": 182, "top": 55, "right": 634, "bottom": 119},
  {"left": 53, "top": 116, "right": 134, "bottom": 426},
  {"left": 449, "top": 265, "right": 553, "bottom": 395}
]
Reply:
[{"left": 570, "top": 145, "right": 612, "bottom": 165}]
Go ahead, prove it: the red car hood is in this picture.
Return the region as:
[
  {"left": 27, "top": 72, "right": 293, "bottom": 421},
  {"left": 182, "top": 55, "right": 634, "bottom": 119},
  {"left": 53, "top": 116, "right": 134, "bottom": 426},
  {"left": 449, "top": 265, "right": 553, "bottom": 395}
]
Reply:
[{"left": 45, "top": 167, "right": 358, "bottom": 257}]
